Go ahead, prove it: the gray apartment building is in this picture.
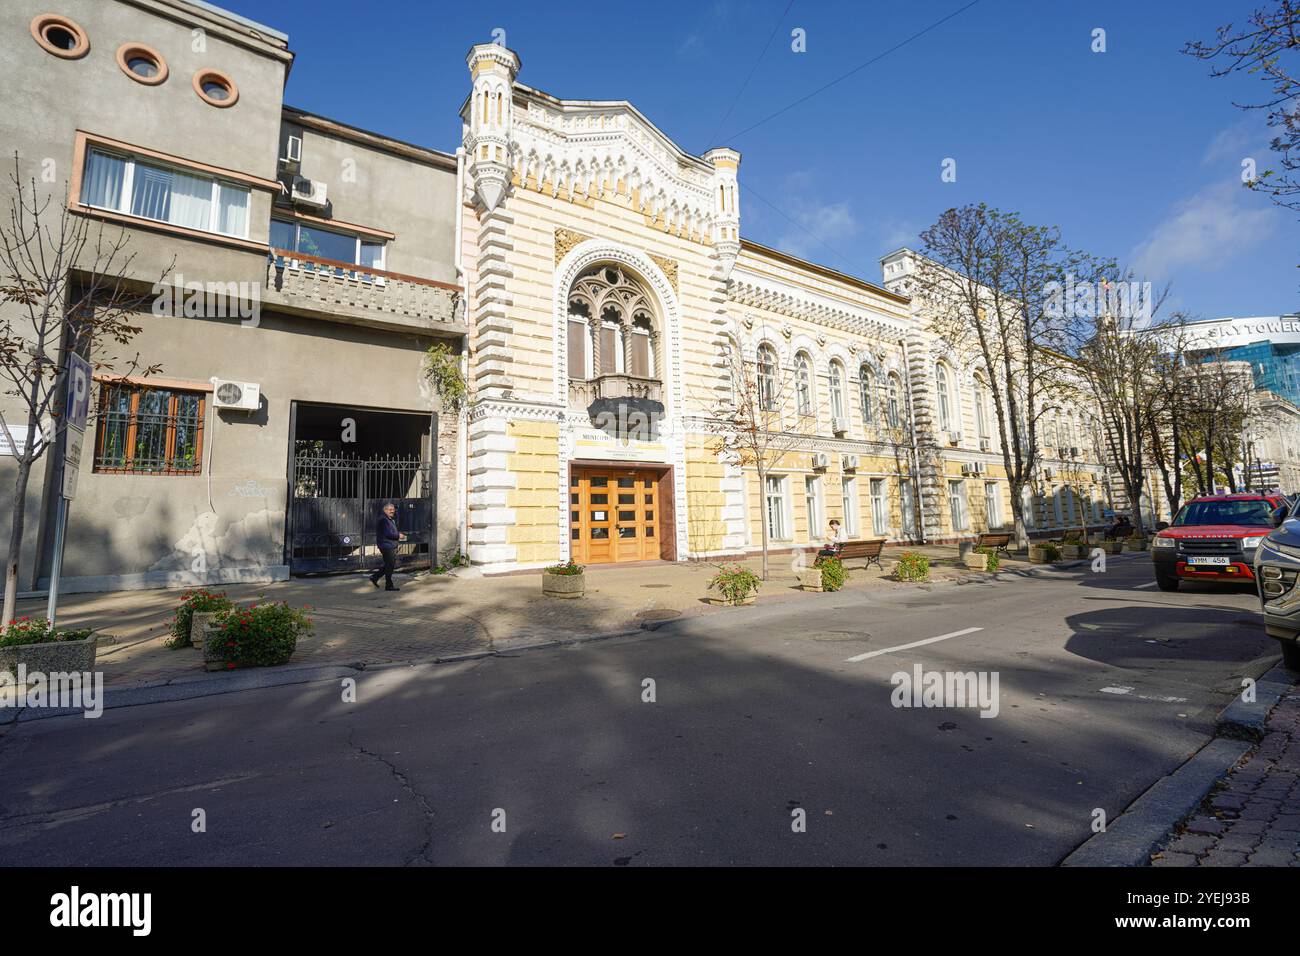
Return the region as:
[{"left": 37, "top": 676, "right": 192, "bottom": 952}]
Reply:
[{"left": 0, "top": 0, "right": 466, "bottom": 594}]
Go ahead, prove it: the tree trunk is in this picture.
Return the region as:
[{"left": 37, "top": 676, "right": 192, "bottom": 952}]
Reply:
[
  {"left": 757, "top": 462, "right": 769, "bottom": 581},
  {"left": 3, "top": 457, "right": 33, "bottom": 628}
]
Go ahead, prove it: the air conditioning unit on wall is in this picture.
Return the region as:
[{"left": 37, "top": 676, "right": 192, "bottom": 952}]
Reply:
[
  {"left": 812, "top": 453, "right": 830, "bottom": 470},
  {"left": 212, "top": 379, "right": 261, "bottom": 411},
  {"left": 831, "top": 416, "right": 847, "bottom": 436},
  {"left": 842, "top": 454, "right": 859, "bottom": 471},
  {"left": 290, "top": 176, "right": 328, "bottom": 210}
]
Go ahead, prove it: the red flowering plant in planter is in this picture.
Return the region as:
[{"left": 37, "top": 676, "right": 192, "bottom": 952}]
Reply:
[
  {"left": 167, "top": 588, "right": 234, "bottom": 648},
  {"left": 0, "top": 616, "right": 93, "bottom": 648},
  {"left": 208, "top": 602, "right": 314, "bottom": 669}
]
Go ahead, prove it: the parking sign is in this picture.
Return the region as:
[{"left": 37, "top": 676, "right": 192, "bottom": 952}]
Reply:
[{"left": 65, "top": 353, "right": 91, "bottom": 433}]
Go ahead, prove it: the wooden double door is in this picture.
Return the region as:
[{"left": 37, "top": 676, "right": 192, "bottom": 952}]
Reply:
[{"left": 570, "top": 468, "right": 661, "bottom": 563}]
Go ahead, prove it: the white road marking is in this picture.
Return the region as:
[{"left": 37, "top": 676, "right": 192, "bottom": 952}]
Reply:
[
  {"left": 844, "top": 626, "right": 984, "bottom": 663},
  {"left": 1100, "top": 685, "right": 1188, "bottom": 703},
  {"left": 1132, "top": 582, "right": 1157, "bottom": 589}
]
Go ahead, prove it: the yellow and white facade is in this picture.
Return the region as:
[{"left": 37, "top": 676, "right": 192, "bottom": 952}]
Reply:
[{"left": 457, "top": 43, "right": 1143, "bottom": 571}]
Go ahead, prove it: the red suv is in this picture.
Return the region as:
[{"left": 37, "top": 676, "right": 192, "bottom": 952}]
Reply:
[{"left": 1151, "top": 494, "right": 1287, "bottom": 591}]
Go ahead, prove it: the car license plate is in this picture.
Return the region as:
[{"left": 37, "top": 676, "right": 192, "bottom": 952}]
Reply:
[{"left": 1187, "top": 556, "right": 1231, "bottom": 566}]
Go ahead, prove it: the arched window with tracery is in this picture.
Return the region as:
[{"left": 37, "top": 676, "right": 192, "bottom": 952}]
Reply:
[
  {"left": 859, "top": 365, "right": 875, "bottom": 427},
  {"left": 828, "top": 360, "right": 845, "bottom": 420},
  {"left": 565, "top": 264, "right": 659, "bottom": 382},
  {"left": 795, "top": 351, "right": 813, "bottom": 417},
  {"left": 936, "top": 363, "right": 954, "bottom": 431},
  {"left": 757, "top": 344, "right": 778, "bottom": 411}
]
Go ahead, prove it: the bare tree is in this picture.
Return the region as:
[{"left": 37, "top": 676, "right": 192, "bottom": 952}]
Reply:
[
  {"left": 704, "top": 320, "right": 805, "bottom": 580},
  {"left": 1058, "top": 257, "right": 1171, "bottom": 535},
  {"left": 1185, "top": 2, "right": 1300, "bottom": 215},
  {"left": 0, "top": 156, "right": 166, "bottom": 626},
  {"left": 915, "top": 204, "right": 1070, "bottom": 549}
]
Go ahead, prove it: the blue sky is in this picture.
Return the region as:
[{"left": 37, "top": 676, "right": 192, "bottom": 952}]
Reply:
[{"left": 219, "top": 0, "right": 1295, "bottom": 318}]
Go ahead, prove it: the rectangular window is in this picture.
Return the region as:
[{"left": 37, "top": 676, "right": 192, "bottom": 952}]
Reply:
[
  {"left": 629, "top": 329, "right": 651, "bottom": 378},
  {"left": 567, "top": 319, "right": 587, "bottom": 380},
  {"left": 871, "top": 478, "right": 889, "bottom": 536},
  {"left": 984, "top": 482, "right": 1002, "bottom": 529},
  {"left": 765, "top": 475, "right": 788, "bottom": 541},
  {"left": 841, "top": 477, "right": 858, "bottom": 537},
  {"left": 94, "top": 383, "right": 205, "bottom": 475},
  {"left": 805, "top": 476, "right": 821, "bottom": 540},
  {"left": 949, "top": 479, "right": 969, "bottom": 531},
  {"left": 271, "top": 217, "right": 387, "bottom": 269},
  {"left": 599, "top": 324, "right": 620, "bottom": 375},
  {"left": 81, "top": 148, "right": 250, "bottom": 239}
]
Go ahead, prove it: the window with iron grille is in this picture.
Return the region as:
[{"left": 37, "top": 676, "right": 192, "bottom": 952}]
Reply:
[{"left": 94, "top": 383, "right": 205, "bottom": 474}]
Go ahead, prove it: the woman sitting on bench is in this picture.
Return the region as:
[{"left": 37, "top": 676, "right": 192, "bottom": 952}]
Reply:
[{"left": 819, "top": 519, "right": 844, "bottom": 559}]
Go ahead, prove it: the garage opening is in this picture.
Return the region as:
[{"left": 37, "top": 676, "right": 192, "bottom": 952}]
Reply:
[{"left": 287, "top": 401, "right": 435, "bottom": 574}]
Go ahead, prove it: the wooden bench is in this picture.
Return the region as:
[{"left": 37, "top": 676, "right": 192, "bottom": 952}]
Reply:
[
  {"left": 836, "top": 538, "right": 886, "bottom": 570},
  {"left": 974, "top": 532, "right": 1013, "bottom": 556}
]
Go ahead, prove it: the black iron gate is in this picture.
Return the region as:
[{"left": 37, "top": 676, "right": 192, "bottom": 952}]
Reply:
[{"left": 288, "top": 451, "right": 434, "bottom": 574}]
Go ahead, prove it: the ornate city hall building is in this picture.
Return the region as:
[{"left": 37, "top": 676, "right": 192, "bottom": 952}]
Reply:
[{"left": 457, "top": 43, "right": 1125, "bottom": 572}]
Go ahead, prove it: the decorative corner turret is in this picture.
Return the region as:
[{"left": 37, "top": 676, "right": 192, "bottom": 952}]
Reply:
[
  {"left": 464, "top": 43, "right": 520, "bottom": 212},
  {"left": 704, "top": 147, "right": 741, "bottom": 280}
]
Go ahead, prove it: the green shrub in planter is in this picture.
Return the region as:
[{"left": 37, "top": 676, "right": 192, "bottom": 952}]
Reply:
[
  {"left": 0, "top": 617, "right": 93, "bottom": 648},
  {"left": 1043, "top": 543, "right": 1062, "bottom": 562},
  {"left": 167, "top": 588, "right": 234, "bottom": 649},
  {"left": 974, "top": 546, "right": 1001, "bottom": 572},
  {"left": 895, "top": 551, "right": 930, "bottom": 582},
  {"left": 542, "top": 560, "right": 586, "bottom": 598},
  {"left": 0, "top": 617, "right": 97, "bottom": 677},
  {"left": 814, "top": 555, "right": 848, "bottom": 592},
  {"left": 708, "top": 564, "right": 761, "bottom": 605},
  {"left": 206, "top": 602, "right": 313, "bottom": 670}
]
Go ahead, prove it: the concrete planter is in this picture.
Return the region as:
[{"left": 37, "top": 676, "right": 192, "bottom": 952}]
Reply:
[
  {"left": 1124, "top": 537, "right": 1148, "bottom": 552},
  {"left": 542, "top": 571, "right": 586, "bottom": 599},
  {"left": 1028, "top": 547, "right": 1051, "bottom": 564},
  {"left": 707, "top": 593, "right": 756, "bottom": 606},
  {"left": 1062, "top": 544, "right": 1089, "bottom": 560},
  {"left": 189, "top": 611, "right": 222, "bottom": 650},
  {"left": 963, "top": 552, "right": 989, "bottom": 571},
  {"left": 0, "top": 632, "right": 97, "bottom": 677},
  {"left": 796, "top": 567, "right": 824, "bottom": 591},
  {"left": 1100, "top": 541, "right": 1123, "bottom": 555}
]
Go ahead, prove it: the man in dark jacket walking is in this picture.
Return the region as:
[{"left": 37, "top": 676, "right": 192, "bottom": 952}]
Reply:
[{"left": 370, "top": 502, "right": 406, "bottom": 591}]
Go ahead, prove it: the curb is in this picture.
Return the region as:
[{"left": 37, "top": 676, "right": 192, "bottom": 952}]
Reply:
[
  {"left": 1217, "top": 662, "right": 1296, "bottom": 742},
  {"left": 1061, "top": 658, "right": 1296, "bottom": 866},
  {"left": 1060, "top": 737, "right": 1253, "bottom": 867},
  {"left": 1, "top": 626, "right": 648, "bottom": 724}
]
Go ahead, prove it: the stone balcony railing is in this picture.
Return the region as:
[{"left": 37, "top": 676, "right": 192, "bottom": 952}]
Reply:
[
  {"left": 568, "top": 373, "right": 663, "bottom": 410},
  {"left": 262, "top": 251, "right": 466, "bottom": 335}
]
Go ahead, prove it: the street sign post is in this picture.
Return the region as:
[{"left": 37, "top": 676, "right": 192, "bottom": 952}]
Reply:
[{"left": 47, "top": 353, "right": 91, "bottom": 628}]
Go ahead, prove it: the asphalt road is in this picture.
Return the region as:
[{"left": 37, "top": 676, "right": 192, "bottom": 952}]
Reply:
[{"left": 0, "top": 553, "right": 1281, "bottom": 866}]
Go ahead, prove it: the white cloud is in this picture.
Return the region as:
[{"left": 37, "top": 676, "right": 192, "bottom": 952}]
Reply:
[
  {"left": 1130, "top": 179, "right": 1275, "bottom": 281},
  {"left": 776, "top": 199, "right": 860, "bottom": 260}
]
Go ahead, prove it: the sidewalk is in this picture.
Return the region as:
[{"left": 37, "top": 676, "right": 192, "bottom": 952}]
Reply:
[
  {"left": 14, "top": 543, "right": 1056, "bottom": 688},
  {"left": 1152, "top": 676, "right": 1300, "bottom": 867}
]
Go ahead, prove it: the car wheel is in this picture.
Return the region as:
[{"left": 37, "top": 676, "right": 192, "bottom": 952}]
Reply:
[
  {"left": 1280, "top": 640, "right": 1300, "bottom": 672},
  {"left": 1156, "top": 573, "right": 1179, "bottom": 591}
]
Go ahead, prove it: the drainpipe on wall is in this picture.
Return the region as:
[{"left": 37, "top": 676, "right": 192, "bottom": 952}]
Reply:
[
  {"left": 454, "top": 146, "right": 470, "bottom": 559},
  {"left": 901, "top": 336, "right": 926, "bottom": 544}
]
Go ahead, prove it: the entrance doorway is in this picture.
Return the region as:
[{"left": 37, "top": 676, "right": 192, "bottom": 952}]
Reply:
[
  {"left": 570, "top": 466, "right": 662, "bottom": 563},
  {"left": 286, "top": 402, "right": 434, "bottom": 574}
]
